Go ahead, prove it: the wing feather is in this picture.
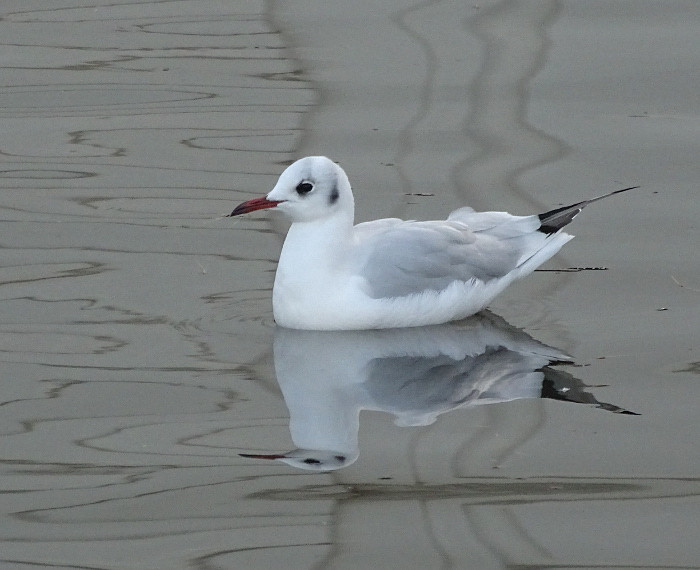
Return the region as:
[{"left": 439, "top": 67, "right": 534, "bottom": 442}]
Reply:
[{"left": 356, "top": 212, "right": 545, "bottom": 299}]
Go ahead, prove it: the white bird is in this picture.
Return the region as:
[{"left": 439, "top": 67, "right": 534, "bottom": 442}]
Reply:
[
  {"left": 228, "top": 156, "right": 636, "bottom": 330},
  {"left": 240, "top": 313, "right": 572, "bottom": 471},
  {"left": 238, "top": 313, "right": 635, "bottom": 471}
]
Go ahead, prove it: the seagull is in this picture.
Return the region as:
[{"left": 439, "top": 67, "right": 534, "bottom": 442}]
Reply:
[
  {"left": 239, "top": 314, "right": 571, "bottom": 471},
  {"left": 238, "top": 314, "right": 635, "bottom": 471},
  {"left": 228, "top": 156, "right": 637, "bottom": 330}
]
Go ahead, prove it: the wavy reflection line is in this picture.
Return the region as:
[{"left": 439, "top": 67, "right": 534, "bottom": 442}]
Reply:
[
  {"left": 388, "top": 0, "right": 442, "bottom": 204},
  {"left": 455, "top": 0, "right": 566, "bottom": 211},
  {"left": 0, "top": 262, "right": 109, "bottom": 287}
]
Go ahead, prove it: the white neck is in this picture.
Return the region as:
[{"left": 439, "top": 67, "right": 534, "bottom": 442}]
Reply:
[
  {"left": 272, "top": 210, "right": 355, "bottom": 325},
  {"left": 278, "top": 211, "right": 354, "bottom": 277}
]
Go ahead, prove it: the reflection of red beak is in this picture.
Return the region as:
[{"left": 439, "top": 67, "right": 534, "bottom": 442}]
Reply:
[
  {"left": 227, "top": 197, "right": 282, "bottom": 217},
  {"left": 239, "top": 453, "right": 286, "bottom": 460}
]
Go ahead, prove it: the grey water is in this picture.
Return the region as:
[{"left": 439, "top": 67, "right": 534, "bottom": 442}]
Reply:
[{"left": 1, "top": 1, "right": 699, "bottom": 568}]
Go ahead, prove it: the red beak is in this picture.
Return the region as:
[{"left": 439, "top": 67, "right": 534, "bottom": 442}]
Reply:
[
  {"left": 239, "top": 453, "right": 286, "bottom": 460},
  {"left": 227, "top": 196, "right": 282, "bottom": 217}
]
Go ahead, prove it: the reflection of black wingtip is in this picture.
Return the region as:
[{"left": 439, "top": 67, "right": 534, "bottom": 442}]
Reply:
[
  {"left": 540, "top": 366, "right": 639, "bottom": 415},
  {"left": 595, "top": 402, "right": 641, "bottom": 416}
]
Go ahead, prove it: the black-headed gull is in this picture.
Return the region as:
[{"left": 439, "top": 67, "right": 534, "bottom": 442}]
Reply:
[
  {"left": 239, "top": 313, "right": 636, "bottom": 471},
  {"left": 240, "top": 315, "right": 569, "bottom": 471},
  {"left": 228, "top": 156, "right": 636, "bottom": 330}
]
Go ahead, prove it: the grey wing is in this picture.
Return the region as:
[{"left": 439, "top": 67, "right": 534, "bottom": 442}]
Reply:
[{"left": 357, "top": 215, "right": 539, "bottom": 299}]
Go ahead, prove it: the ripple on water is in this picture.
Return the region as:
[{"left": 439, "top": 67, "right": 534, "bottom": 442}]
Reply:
[
  {"left": 0, "top": 262, "right": 108, "bottom": 286},
  {"left": 0, "top": 85, "right": 216, "bottom": 118}
]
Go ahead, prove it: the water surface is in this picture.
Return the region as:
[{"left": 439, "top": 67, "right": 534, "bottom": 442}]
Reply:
[{"left": 1, "top": 1, "right": 699, "bottom": 568}]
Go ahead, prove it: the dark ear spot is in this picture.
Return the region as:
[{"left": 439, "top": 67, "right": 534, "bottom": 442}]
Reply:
[{"left": 329, "top": 183, "right": 339, "bottom": 205}]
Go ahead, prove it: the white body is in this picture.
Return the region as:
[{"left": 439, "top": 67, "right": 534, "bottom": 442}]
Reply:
[
  {"left": 272, "top": 211, "right": 572, "bottom": 329},
  {"left": 233, "top": 156, "right": 579, "bottom": 330}
]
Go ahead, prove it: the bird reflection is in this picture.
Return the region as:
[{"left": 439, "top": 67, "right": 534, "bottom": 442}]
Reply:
[{"left": 241, "top": 312, "right": 636, "bottom": 471}]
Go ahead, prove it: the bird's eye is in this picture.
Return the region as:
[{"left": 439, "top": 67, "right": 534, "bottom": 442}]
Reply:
[{"left": 296, "top": 181, "right": 314, "bottom": 195}]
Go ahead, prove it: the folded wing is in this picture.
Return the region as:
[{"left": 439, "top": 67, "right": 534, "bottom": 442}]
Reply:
[{"left": 356, "top": 210, "right": 551, "bottom": 299}]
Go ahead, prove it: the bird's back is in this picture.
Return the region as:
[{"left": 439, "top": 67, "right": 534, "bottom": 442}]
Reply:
[{"left": 354, "top": 210, "right": 571, "bottom": 300}]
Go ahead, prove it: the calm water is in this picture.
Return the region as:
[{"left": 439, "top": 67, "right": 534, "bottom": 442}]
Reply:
[{"left": 1, "top": 1, "right": 699, "bottom": 568}]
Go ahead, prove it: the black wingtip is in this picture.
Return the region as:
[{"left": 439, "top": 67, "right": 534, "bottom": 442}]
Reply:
[
  {"left": 605, "top": 185, "right": 640, "bottom": 196},
  {"left": 538, "top": 185, "right": 639, "bottom": 234}
]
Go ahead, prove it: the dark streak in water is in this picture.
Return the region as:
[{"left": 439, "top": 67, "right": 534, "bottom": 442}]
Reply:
[
  {"left": 0, "top": 169, "right": 97, "bottom": 179},
  {"left": 0, "top": 262, "right": 109, "bottom": 286}
]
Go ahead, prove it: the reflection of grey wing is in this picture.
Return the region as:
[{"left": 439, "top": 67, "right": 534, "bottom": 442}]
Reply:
[
  {"left": 366, "top": 353, "right": 480, "bottom": 410},
  {"left": 364, "top": 346, "right": 549, "bottom": 425},
  {"left": 357, "top": 211, "right": 543, "bottom": 299}
]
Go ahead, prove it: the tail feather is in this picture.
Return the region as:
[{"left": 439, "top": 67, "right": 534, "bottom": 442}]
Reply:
[{"left": 538, "top": 186, "right": 639, "bottom": 234}]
